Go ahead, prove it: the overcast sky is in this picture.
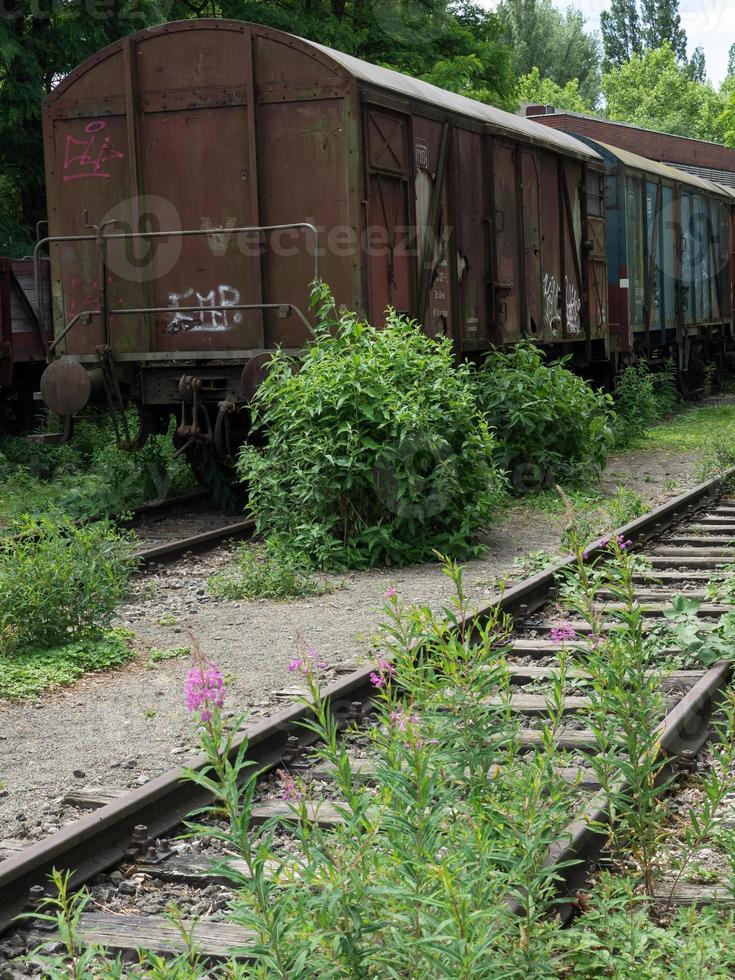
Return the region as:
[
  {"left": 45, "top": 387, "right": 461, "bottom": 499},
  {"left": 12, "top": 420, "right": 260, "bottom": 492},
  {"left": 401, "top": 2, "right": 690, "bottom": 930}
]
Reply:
[{"left": 485, "top": 1, "right": 735, "bottom": 88}]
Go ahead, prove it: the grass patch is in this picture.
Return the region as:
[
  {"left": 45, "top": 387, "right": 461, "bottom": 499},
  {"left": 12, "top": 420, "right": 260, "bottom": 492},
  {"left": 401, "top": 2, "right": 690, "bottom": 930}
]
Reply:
[
  {"left": 208, "top": 544, "right": 340, "bottom": 601},
  {"left": 146, "top": 645, "right": 189, "bottom": 667},
  {"left": 0, "top": 629, "right": 135, "bottom": 699},
  {"left": 638, "top": 402, "right": 735, "bottom": 453}
]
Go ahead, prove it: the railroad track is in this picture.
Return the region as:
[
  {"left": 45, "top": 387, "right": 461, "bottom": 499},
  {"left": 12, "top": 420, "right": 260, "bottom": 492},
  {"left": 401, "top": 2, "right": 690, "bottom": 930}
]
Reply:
[
  {"left": 2, "top": 472, "right": 735, "bottom": 965},
  {"left": 1, "top": 488, "right": 254, "bottom": 567}
]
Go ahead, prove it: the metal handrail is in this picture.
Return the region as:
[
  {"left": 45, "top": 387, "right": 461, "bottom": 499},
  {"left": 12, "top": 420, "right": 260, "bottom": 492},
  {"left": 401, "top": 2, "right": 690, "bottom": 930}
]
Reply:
[
  {"left": 34, "top": 222, "right": 320, "bottom": 337},
  {"left": 49, "top": 302, "right": 314, "bottom": 355}
]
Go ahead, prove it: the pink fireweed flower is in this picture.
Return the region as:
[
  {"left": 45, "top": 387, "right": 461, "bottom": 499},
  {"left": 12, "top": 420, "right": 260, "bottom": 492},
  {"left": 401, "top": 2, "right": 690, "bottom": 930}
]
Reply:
[
  {"left": 276, "top": 768, "right": 302, "bottom": 802},
  {"left": 288, "top": 647, "right": 327, "bottom": 676},
  {"left": 550, "top": 622, "right": 577, "bottom": 645},
  {"left": 389, "top": 708, "right": 420, "bottom": 732},
  {"left": 384, "top": 587, "right": 397, "bottom": 599},
  {"left": 370, "top": 657, "right": 397, "bottom": 688},
  {"left": 583, "top": 535, "right": 610, "bottom": 560},
  {"left": 184, "top": 662, "right": 225, "bottom": 722}
]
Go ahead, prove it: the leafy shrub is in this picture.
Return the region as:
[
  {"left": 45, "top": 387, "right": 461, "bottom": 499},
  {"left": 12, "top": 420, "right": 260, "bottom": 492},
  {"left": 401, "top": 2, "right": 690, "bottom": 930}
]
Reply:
[
  {"left": 208, "top": 543, "right": 338, "bottom": 600},
  {"left": 612, "top": 360, "right": 679, "bottom": 447},
  {"left": 474, "top": 342, "right": 614, "bottom": 491},
  {"left": 0, "top": 412, "right": 196, "bottom": 521},
  {"left": 238, "top": 282, "right": 505, "bottom": 569},
  {"left": 0, "top": 516, "right": 137, "bottom": 655}
]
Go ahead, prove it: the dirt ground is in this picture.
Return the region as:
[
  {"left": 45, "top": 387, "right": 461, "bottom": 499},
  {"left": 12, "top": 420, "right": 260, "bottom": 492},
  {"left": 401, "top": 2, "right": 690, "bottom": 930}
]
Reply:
[{"left": 0, "top": 442, "right": 703, "bottom": 839}]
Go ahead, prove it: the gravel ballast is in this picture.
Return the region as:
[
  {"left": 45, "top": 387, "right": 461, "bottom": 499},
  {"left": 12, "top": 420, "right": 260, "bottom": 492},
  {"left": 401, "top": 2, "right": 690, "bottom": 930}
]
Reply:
[{"left": 0, "top": 443, "right": 707, "bottom": 838}]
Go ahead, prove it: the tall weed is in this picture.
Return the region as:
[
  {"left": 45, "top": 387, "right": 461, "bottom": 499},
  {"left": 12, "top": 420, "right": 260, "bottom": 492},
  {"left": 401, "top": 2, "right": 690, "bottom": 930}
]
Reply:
[{"left": 612, "top": 361, "right": 679, "bottom": 448}]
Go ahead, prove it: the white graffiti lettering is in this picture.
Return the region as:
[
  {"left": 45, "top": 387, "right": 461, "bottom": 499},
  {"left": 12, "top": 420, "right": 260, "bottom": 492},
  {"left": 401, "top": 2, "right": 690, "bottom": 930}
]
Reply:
[
  {"left": 165, "top": 284, "right": 242, "bottom": 334},
  {"left": 542, "top": 273, "right": 581, "bottom": 335},
  {"left": 565, "top": 277, "right": 581, "bottom": 335},
  {"left": 542, "top": 273, "right": 561, "bottom": 335}
]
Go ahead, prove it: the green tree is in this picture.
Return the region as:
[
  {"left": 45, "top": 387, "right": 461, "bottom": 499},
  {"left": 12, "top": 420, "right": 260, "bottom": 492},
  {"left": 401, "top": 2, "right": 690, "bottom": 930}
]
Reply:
[
  {"left": 0, "top": 0, "right": 516, "bottom": 255},
  {"left": 516, "top": 67, "right": 594, "bottom": 113},
  {"left": 0, "top": 1, "right": 166, "bottom": 254},
  {"left": 602, "top": 43, "right": 725, "bottom": 142},
  {"left": 640, "top": 0, "right": 687, "bottom": 62},
  {"left": 600, "top": 0, "right": 642, "bottom": 70},
  {"left": 728, "top": 43, "right": 735, "bottom": 79},
  {"left": 497, "top": 0, "right": 602, "bottom": 107},
  {"left": 687, "top": 46, "right": 706, "bottom": 83}
]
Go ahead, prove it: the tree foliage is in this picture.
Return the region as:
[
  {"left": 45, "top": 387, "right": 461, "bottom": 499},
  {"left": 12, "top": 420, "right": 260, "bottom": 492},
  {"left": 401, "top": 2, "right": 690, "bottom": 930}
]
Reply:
[
  {"left": 516, "top": 67, "right": 593, "bottom": 113},
  {"left": 0, "top": 0, "right": 516, "bottom": 253},
  {"left": 602, "top": 0, "right": 688, "bottom": 71},
  {"left": 497, "top": 0, "right": 601, "bottom": 107},
  {"left": 640, "top": 0, "right": 686, "bottom": 62},
  {"left": 687, "top": 46, "right": 707, "bottom": 84},
  {"left": 600, "top": 0, "right": 642, "bottom": 70},
  {"left": 603, "top": 44, "right": 726, "bottom": 143}
]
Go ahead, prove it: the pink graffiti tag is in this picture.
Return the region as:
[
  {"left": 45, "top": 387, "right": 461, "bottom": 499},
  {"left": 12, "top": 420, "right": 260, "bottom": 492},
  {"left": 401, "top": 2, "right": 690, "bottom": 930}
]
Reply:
[{"left": 62, "top": 121, "right": 125, "bottom": 182}]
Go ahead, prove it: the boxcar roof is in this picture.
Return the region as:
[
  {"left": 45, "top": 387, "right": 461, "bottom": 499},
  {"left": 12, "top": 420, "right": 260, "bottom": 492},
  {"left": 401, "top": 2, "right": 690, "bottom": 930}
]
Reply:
[
  {"left": 45, "top": 19, "right": 601, "bottom": 164},
  {"left": 307, "top": 37, "right": 602, "bottom": 162},
  {"left": 590, "top": 140, "right": 731, "bottom": 199}
]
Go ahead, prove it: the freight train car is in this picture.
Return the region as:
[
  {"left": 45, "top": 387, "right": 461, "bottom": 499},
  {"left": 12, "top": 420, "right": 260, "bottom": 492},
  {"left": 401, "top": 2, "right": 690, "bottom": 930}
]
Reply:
[
  {"left": 0, "top": 258, "right": 52, "bottom": 431},
  {"left": 562, "top": 139, "right": 732, "bottom": 386},
  {"left": 36, "top": 19, "right": 608, "bottom": 464}
]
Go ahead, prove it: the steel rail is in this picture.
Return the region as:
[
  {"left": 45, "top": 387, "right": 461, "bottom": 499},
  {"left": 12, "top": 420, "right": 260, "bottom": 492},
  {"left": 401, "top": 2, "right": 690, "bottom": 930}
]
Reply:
[
  {"left": 0, "top": 468, "right": 733, "bottom": 934},
  {"left": 135, "top": 518, "right": 256, "bottom": 567}
]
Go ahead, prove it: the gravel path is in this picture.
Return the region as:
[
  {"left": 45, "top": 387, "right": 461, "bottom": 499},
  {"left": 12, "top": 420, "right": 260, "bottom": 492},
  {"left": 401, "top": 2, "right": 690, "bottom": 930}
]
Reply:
[{"left": 0, "top": 442, "right": 705, "bottom": 839}]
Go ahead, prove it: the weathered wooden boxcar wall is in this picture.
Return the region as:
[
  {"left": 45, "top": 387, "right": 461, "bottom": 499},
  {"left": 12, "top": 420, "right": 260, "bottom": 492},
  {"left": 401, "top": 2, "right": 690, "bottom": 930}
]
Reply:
[
  {"left": 588, "top": 140, "right": 731, "bottom": 367},
  {"left": 43, "top": 21, "right": 363, "bottom": 358},
  {"left": 43, "top": 19, "right": 606, "bottom": 371}
]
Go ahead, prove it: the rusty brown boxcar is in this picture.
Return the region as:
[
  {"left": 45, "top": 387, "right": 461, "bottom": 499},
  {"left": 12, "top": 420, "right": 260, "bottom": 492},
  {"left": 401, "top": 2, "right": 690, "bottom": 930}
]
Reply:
[
  {"left": 0, "top": 258, "right": 52, "bottom": 430},
  {"left": 38, "top": 20, "right": 608, "bottom": 459}
]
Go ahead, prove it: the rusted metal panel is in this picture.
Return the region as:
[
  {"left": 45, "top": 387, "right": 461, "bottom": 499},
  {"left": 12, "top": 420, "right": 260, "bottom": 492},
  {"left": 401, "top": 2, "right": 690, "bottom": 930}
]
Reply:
[
  {"left": 521, "top": 149, "right": 542, "bottom": 335},
  {"left": 41, "top": 18, "right": 607, "bottom": 392},
  {"left": 258, "top": 96, "right": 353, "bottom": 343},
  {"left": 492, "top": 141, "right": 520, "bottom": 340},
  {"left": 310, "top": 39, "right": 602, "bottom": 164},
  {"left": 559, "top": 157, "right": 585, "bottom": 342},
  {"left": 363, "top": 107, "right": 412, "bottom": 325},
  {"left": 451, "top": 127, "right": 487, "bottom": 349},
  {"left": 411, "top": 115, "right": 454, "bottom": 339}
]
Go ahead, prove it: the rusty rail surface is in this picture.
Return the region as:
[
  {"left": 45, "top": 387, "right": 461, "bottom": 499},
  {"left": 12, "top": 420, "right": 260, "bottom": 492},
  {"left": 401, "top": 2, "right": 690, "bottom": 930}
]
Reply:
[
  {"left": 0, "top": 469, "right": 733, "bottom": 935},
  {"left": 135, "top": 518, "right": 256, "bottom": 567}
]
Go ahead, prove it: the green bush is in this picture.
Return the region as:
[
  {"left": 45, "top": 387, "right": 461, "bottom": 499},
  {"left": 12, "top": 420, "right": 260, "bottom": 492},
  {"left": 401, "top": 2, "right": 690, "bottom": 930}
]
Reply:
[
  {"left": 238, "top": 282, "right": 506, "bottom": 569},
  {"left": 0, "top": 412, "right": 196, "bottom": 522},
  {"left": 0, "top": 516, "right": 137, "bottom": 655},
  {"left": 208, "top": 543, "right": 338, "bottom": 600},
  {"left": 612, "top": 360, "right": 679, "bottom": 447},
  {"left": 474, "top": 343, "right": 614, "bottom": 491}
]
